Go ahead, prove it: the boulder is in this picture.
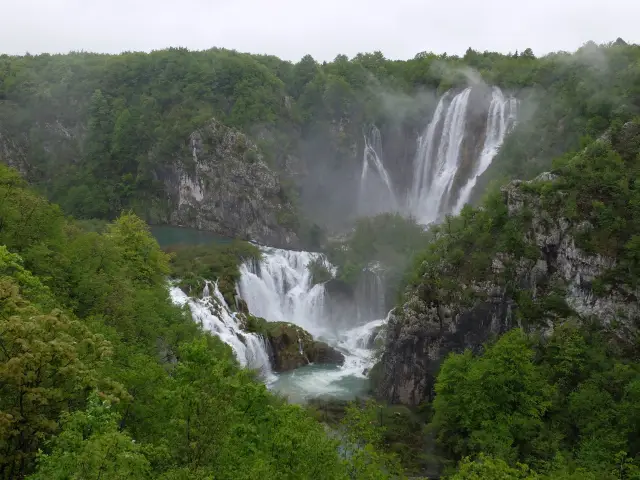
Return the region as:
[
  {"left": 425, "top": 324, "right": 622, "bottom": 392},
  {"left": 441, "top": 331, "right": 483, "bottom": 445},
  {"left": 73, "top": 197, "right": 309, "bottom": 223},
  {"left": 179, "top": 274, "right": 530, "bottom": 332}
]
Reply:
[{"left": 245, "top": 316, "right": 344, "bottom": 372}]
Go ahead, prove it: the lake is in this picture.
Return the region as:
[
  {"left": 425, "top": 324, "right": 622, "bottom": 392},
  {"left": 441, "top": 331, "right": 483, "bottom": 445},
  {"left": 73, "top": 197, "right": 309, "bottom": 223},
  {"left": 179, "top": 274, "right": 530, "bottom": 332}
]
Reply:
[{"left": 150, "top": 225, "right": 234, "bottom": 248}]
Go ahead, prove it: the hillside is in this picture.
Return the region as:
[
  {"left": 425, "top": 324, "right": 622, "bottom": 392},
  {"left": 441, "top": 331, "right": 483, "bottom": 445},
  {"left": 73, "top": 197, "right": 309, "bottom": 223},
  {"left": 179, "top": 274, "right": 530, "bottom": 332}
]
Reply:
[
  {"left": 372, "top": 120, "right": 640, "bottom": 477},
  {"left": 1, "top": 40, "right": 639, "bottom": 239}
]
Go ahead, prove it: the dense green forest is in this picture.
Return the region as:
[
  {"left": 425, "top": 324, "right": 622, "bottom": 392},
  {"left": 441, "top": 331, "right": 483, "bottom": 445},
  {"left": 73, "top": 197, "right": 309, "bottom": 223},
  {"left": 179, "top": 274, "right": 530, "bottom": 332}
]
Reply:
[{"left": 1, "top": 39, "right": 639, "bottom": 231}]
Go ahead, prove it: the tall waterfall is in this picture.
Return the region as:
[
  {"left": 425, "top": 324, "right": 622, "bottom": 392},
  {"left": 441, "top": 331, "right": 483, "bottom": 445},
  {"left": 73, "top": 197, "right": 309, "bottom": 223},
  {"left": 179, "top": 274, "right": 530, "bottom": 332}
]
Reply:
[
  {"left": 358, "top": 125, "right": 398, "bottom": 216},
  {"left": 453, "top": 88, "right": 518, "bottom": 213},
  {"left": 409, "top": 87, "right": 472, "bottom": 224},
  {"left": 408, "top": 86, "right": 518, "bottom": 224},
  {"left": 170, "top": 281, "right": 274, "bottom": 379}
]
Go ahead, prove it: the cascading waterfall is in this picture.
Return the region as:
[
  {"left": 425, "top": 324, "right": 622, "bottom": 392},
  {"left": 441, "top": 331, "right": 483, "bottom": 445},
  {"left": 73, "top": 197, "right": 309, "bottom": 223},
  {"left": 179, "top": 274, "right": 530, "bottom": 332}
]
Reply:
[
  {"left": 409, "top": 87, "right": 472, "bottom": 224},
  {"left": 453, "top": 88, "right": 519, "bottom": 213},
  {"left": 238, "top": 248, "right": 329, "bottom": 338},
  {"left": 170, "top": 281, "right": 274, "bottom": 380},
  {"left": 358, "top": 125, "right": 398, "bottom": 216},
  {"left": 238, "top": 247, "right": 388, "bottom": 402},
  {"left": 409, "top": 91, "right": 451, "bottom": 214},
  {"left": 408, "top": 86, "right": 518, "bottom": 224}
]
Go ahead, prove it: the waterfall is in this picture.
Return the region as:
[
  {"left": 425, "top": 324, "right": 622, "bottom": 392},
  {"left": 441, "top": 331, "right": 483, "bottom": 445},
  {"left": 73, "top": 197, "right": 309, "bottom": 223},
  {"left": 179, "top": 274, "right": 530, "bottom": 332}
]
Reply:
[
  {"left": 453, "top": 88, "right": 519, "bottom": 213},
  {"left": 358, "top": 125, "right": 397, "bottom": 216},
  {"left": 354, "top": 264, "right": 387, "bottom": 322},
  {"left": 238, "top": 246, "right": 389, "bottom": 402},
  {"left": 409, "top": 87, "right": 472, "bottom": 224},
  {"left": 238, "top": 248, "right": 330, "bottom": 338},
  {"left": 409, "top": 86, "right": 518, "bottom": 224},
  {"left": 170, "top": 281, "right": 274, "bottom": 380}
]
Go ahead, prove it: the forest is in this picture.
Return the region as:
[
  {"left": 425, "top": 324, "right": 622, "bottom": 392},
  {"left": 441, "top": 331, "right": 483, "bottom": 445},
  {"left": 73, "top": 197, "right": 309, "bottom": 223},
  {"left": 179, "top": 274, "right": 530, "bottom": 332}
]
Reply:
[
  {"left": 1, "top": 37, "right": 640, "bottom": 479},
  {"left": 1, "top": 39, "right": 639, "bottom": 232}
]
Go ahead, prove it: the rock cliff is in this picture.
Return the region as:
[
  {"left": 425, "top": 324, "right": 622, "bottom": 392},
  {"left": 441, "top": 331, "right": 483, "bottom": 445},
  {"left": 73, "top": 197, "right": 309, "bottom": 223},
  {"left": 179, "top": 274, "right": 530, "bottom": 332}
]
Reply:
[
  {"left": 166, "top": 119, "right": 299, "bottom": 248},
  {"left": 375, "top": 171, "right": 639, "bottom": 406},
  {"left": 0, "top": 118, "right": 299, "bottom": 248}
]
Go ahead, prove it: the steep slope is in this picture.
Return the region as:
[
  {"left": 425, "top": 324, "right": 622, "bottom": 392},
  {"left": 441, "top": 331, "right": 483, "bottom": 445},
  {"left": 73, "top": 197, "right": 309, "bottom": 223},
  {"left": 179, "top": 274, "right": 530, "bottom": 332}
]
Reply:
[
  {"left": 375, "top": 121, "right": 640, "bottom": 406},
  {"left": 168, "top": 119, "right": 299, "bottom": 247},
  {"left": 2, "top": 42, "right": 639, "bottom": 233}
]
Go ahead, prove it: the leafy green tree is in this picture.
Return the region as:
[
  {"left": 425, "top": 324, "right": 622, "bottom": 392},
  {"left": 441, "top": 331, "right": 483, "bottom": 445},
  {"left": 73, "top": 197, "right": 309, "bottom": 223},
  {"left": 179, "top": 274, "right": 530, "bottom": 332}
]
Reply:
[
  {"left": 340, "top": 401, "right": 406, "bottom": 479},
  {"left": 0, "top": 263, "right": 119, "bottom": 478},
  {"left": 432, "top": 330, "right": 553, "bottom": 463},
  {"left": 449, "top": 454, "right": 538, "bottom": 480},
  {"left": 28, "top": 392, "right": 151, "bottom": 480}
]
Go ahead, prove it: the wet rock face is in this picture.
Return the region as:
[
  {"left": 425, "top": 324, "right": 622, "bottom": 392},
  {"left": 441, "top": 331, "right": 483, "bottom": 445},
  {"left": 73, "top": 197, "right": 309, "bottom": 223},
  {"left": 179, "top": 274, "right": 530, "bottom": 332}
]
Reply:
[
  {"left": 376, "top": 289, "right": 514, "bottom": 406},
  {"left": 375, "top": 174, "right": 639, "bottom": 407},
  {"left": 166, "top": 119, "right": 299, "bottom": 248}
]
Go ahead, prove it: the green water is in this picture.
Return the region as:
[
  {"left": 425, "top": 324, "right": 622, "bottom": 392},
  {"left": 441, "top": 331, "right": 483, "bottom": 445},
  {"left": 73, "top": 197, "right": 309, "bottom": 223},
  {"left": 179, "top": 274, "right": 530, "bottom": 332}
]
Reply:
[{"left": 150, "top": 226, "right": 234, "bottom": 248}]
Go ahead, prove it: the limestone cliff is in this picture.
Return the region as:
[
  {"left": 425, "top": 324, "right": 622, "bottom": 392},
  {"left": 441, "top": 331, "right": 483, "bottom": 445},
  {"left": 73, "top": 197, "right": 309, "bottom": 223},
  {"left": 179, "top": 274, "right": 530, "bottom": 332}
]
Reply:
[
  {"left": 0, "top": 117, "right": 299, "bottom": 248},
  {"left": 166, "top": 119, "right": 299, "bottom": 248},
  {"left": 375, "top": 171, "right": 639, "bottom": 406}
]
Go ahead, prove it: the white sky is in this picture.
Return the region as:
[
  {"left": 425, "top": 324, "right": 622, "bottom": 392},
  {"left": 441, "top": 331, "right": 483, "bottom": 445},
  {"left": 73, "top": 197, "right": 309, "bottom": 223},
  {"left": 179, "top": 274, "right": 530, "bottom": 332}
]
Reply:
[{"left": 1, "top": 0, "right": 637, "bottom": 61}]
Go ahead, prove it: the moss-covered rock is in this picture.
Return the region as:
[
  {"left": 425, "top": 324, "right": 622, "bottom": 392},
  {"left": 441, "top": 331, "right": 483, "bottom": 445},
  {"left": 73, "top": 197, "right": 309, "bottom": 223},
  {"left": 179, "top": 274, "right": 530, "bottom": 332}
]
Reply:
[{"left": 245, "top": 316, "right": 345, "bottom": 372}]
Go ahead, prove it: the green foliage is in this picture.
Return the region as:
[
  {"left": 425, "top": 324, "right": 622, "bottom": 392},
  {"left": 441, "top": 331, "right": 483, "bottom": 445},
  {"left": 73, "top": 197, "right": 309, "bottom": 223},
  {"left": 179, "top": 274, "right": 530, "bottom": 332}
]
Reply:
[
  {"left": 433, "top": 330, "right": 553, "bottom": 463},
  {"left": 0, "top": 273, "right": 121, "bottom": 477},
  {"left": 307, "top": 256, "right": 334, "bottom": 285},
  {"left": 449, "top": 454, "right": 538, "bottom": 480},
  {"left": 432, "top": 324, "right": 640, "bottom": 479},
  {"left": 167, "top": 240, "right": 260, "bottom": 306},
  {"left": 28, "top": 392, "right": 152, "bottom": 480},
  {"left": 339, "top": 401, "right": 407, "bottom": 479},
  {"left": 326, "top": 213, "right": 430, "bottom": 304},
  {"left": 0, "top": 163, "right": 401, "bottom": 479}
]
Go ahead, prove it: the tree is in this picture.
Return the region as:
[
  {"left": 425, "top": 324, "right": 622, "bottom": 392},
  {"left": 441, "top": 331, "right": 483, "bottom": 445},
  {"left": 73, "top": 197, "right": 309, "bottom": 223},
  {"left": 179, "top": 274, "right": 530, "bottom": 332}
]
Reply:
[
  {"left": 339, "top": 400, "right": 406, "bottom": 479},
  {"left": 450, "top": 454, "right": 538, "bottom": 480},
  {"left": 432, "top": 330, "right": 553, "bottom": 463},
  {"left": 28, "top": 392, "right": 151, "bottom": 480},
  {"left": 0, "top": 257, "right": 120, "bottom": 477}
]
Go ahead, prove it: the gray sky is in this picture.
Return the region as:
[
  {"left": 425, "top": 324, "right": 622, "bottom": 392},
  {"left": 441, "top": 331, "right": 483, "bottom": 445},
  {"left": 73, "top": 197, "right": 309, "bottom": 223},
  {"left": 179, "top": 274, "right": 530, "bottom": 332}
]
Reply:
[{"left": 2, "top": 0, "right": 637, "bottom": 61}]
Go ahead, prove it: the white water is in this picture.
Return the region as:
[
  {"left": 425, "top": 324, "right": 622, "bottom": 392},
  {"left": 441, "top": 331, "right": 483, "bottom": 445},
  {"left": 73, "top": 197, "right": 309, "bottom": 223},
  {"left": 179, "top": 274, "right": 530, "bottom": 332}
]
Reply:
[
  {"left": 238, "top": 248, "right": 330, "bottom": 338},
  {"left": 358, "top": 125, "right": 398, "bottom": 215},
  {"left": 453, "top": 88, "right": 519, "bottom": 213},
  {"left": 409, "top": 91, "right": 451, "bottom": 215},
  {"left": 238, "top": 247, "right": 386, "bottom": 402},
  {"left": 409, "top": 87, "right": 472, "bottom": 224},
  {"left": 269, "top": 318, "right": 386, "bottom": 403},
  {"left": 409, "top": 86, "right": 518, "bottom": 224},
  {"left": 170, "top": 281, "right": 275, "bottom": 380}
]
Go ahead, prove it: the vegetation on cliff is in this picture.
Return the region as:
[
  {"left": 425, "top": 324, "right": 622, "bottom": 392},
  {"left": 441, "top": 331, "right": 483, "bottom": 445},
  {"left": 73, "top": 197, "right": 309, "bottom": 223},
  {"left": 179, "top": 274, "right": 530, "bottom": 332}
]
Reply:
[
  {"left": 326, "top": 213, "right": 430, "bottom": 296},
  {"left": 167, "top": 240, "right": 260, "bottom": 305},
  {"left": 376, "top": 121, "right": 640, "bottom": 478}
]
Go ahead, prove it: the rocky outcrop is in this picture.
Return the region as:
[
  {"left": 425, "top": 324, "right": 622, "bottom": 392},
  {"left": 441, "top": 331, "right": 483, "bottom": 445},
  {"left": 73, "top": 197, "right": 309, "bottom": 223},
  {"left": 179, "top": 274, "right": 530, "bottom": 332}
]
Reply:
[
  {"left": 166, "top": 119, "right": 299, "bottom": 248},
  {"left": 375, "top": 173, "right": 639, "bottom": 406},
  {"left": 0, "top": 129, "right": 28, "bottom": 176},
  {"left": 1, "top": 117, "right": 299, "bottom": 248},
  {"left": 245, "top": 317, "right": 345, "bottom": 372}
]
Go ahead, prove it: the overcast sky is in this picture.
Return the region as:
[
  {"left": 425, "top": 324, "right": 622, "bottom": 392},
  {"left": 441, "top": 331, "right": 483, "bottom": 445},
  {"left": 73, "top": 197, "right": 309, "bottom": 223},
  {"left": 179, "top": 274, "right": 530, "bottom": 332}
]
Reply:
[{"left": 2, "top": 0, "right": 637, "bottom": 62}]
